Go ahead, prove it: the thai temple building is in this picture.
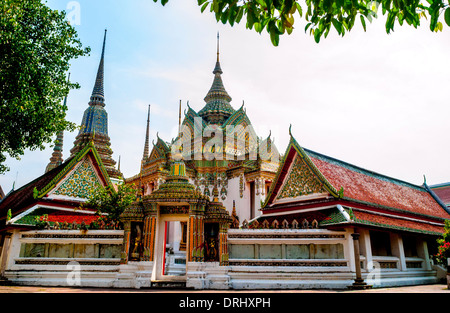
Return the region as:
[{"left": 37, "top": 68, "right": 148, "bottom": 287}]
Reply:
[
  {"left": 0, "top": 32, "right": 449, "bottom": 290},
  {"left": 126, "top": 34, "right": 280, "bottom": 224}
]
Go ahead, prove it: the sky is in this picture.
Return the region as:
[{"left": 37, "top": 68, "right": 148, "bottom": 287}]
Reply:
[{"left": 1, "top": 0, "right": 450, "bottom": 193}]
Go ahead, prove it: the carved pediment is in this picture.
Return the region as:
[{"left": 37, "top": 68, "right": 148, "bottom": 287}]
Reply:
[
  {"left": 52, "top": 157, "right": 103, "bottom": 199},
  {"left": 277, "top": 154, "right": 327, "bottom": 200}
]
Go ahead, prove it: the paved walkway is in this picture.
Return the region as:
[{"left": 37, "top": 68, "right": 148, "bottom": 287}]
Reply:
[{"left": 0, "top": 284, "right": 448, "bottom": 293}]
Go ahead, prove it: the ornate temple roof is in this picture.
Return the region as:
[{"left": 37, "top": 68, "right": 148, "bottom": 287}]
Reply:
[
  {"left": 127, "top": 35, "right": 279, "bottom": 187},
  {"left": 0, "top": 142, "right": 112, "bottom": 228},
  {"left": 306, "top": 148, "right": 450, "bottom": 219},
  {"left": 144, "top": 159, "right": 208, "bottom": 203},
  {"left": 198, "top": 34, "right": 235, "bottom": 125},
  {"left": 261, "top": 134, "right": 450, "bottom": 235}
]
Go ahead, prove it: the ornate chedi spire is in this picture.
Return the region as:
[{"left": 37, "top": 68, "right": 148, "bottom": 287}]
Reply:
[
  {"left": 198, "top": 33, "right": 235, "bottom": 125},
  {"left": 90, "top": 29, "right": 107, "bottom": 107},
  {"left": 70, "top": 29, "right": 120, "bottom": 180},
  {"left": 142, "top": 104, "right": 151, "bottom": 162},
  {"left": 46, "top": 74, "right": 71, "bottom": 173},
  {"left": 45, "top": 130, "right": 65, "bottom": 173}
]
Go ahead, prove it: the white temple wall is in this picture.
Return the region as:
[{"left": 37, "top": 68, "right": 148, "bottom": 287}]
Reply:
[
  {"left": 225, "top": 176, "right": 251, "bottom": 222},
  {"left": 3, "top": 229, "right": 123, "bottom": 287},
  {"left": 1, "top": 227, "right": 439, "bottom": 289}
]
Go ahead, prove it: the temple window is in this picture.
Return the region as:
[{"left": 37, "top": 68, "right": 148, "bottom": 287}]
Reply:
[
  {"left": 370, "top": 230, "right": 392, "bottom": 256},
  {"left": 403, "top": 235, "right": 418, "bottom": 258}
]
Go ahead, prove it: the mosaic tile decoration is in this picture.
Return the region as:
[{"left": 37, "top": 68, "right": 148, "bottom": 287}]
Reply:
[
  {"left": 277, "top": 154, "right": 327, "bottom": 200},
  {"left": 53, "top": 157, "right": 102, "bottom": 199}
]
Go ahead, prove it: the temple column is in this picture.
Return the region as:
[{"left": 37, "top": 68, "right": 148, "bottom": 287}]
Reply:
[
  {"left": 189, "top": 204, "right": 205, "bottom": 262},
  {"left": 143, "top": 203, "right": 157, "bottom": 262},
  {"left": 416, "top": 238, "right": 431, "bottom": 270},
  {"left": 349, "top": 232, "right": 372, "bottom": 289},
  {"left": 219, "top": 222, "right": 229, "bottom": 266},
  {"left": 359, "top": 228, "right": 373, "bottom": 271},
  {"left": 0, "top": 233, "right": 11, "bottom": 277},
  {"left": 120, "top": 222, "right": 132, "bottom": 264},
  {"left": 391, "top": 233, "right": 407, "bottom": 271}
]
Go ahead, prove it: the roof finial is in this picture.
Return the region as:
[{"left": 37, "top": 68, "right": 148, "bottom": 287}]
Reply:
[
  {"left": 178, "top": 100, "right": 182, "bottom": 135},
  {"left": 217, "top": 31, "right": 220, "bottom": 62},
  {"left": 143, "top": 104, "right": 151, "bottom": 161},
  {"left": 89, "top": 29, "right": 107, "bottom": 107},
  {"left": 213, "top": 32, "right": 223, "bottom": 75}
]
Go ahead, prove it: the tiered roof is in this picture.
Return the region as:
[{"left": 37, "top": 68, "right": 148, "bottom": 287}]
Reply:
[
  {"left": 261, "top": 134, "right": 450, "bottom": 235},
  {"left": 0, "top": 142, "right": 112, "bottom": 228},
  {"left": 198, "top": 34, "right": 235, "bottom": 125}
]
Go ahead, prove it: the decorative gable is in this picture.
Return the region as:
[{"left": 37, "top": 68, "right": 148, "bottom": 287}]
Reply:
[
  {"left": 277, "top": 154, "right": 327, "bottom": 200},
  {"left": 148, "top": 145, "right": 165, "bottom": 162},
  {"left": 263, "top": 134, "right": 341, "bottom": 209},
  {"left": 51, "top": 157, "right": 103, "bottom": 199}
]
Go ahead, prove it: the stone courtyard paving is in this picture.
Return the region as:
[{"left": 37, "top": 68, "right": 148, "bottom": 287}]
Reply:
[{"left": 0, "top": 284, "right": 448, "bottom": 293}]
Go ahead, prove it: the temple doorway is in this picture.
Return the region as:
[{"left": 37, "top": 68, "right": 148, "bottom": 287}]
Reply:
[{"left": 153, "top": 215, "right": 189, "bottom": 282}]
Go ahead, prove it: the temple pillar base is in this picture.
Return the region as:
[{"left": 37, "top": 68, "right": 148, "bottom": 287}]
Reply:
[{"left": 347, "top": 279, "right": 373, "bottom": 290}]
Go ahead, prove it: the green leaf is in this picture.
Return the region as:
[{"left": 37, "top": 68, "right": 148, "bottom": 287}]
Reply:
[
  {"left": 445, "top": 7, "right": 450, "bottom": 26},
  {"left": 269, "top": 28, "right": 280, "bottom": 46},
  {"left": 201, "top": 2, "right": 209, "bottom": 13},
  {"left": 332, "top": 18, "right": 343, "bottom": 34},
  {"left": 360, "top": 15, "right": 367, "bottom": 31},
  {"left": 221, "top": 8, "right": 229, "bottom": 24},
  {"left": 305, "top": 22, "right": 312, "bottom": 32},
  {"left": 296, "top": 2, "right": 303, "bottom": 17},
  {"left": 255, "top": 22, "right": 263, "bottom": 33},
  {"left": 314, "top": 28, "right": 322, "bottom": 43},
  {"left": 236, "top": 6, "right": 244, "bottom": 23}
]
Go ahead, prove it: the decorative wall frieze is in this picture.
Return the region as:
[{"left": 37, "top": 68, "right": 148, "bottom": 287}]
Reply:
[
  {"left": 228, "top": 233, "right": 345, "bottom": 239},
  {"left": 228, "top": 260, "right": 347, "bottom": 267},
  {"left": 15, "top": 259, "right": 121, "bottom": 266}
]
